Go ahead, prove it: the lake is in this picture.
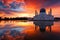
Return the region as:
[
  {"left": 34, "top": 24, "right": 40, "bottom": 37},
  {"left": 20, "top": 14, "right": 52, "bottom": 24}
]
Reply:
[{"left": 0, "top": 20, "right": 60, "bottom": 40}]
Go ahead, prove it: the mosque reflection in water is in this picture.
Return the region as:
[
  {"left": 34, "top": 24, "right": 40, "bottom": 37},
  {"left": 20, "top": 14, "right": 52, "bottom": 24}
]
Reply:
[
  {"left": 0, "top": 20, "right": 60, "bottom": 40},
  {"left": 34, "top": 21, "right": 54, "bottom": 32}
]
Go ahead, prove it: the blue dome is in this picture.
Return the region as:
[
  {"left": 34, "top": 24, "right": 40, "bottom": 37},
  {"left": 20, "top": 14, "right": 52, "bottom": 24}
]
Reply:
[{"left": 40, "top": 8, "right": 46, "bottom": 13}]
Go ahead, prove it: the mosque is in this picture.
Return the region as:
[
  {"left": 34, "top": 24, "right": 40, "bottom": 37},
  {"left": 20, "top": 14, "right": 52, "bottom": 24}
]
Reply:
[{"left": 33, "top": 8, "right": 54, "bottom": 20}]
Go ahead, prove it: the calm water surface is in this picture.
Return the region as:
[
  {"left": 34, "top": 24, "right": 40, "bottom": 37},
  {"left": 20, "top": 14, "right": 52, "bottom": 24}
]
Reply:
[{"left": 0, "top": 20, "right": 60, "bottom": 40}]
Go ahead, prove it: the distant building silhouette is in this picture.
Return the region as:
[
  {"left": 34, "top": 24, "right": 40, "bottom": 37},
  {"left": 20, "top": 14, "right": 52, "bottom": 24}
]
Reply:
[
  {"left": 33, "top": 8, "right": 54, "bottom": 20},
  {"left": 0, "top": 17, "right": 1, "bottom": 20}
]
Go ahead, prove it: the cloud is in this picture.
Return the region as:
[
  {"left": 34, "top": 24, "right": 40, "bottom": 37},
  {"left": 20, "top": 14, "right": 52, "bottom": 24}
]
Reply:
[
  {"left": 0, "top": 0, "right": 60, "bottom": 12},
  {"left": 0, "top": 1, "right": 9, "bottom": 8},
  {"left": 42, "top": 0, "right": 60, "bottom": 7},
  {"left": 25, "top": 0, "right": 60, "bottom": 8},
  {"left": 0, "top": 0, "right": 25, "bottom": 13},
  {"left": 10, "top": 1, "right": 25, "bottom": 12}
]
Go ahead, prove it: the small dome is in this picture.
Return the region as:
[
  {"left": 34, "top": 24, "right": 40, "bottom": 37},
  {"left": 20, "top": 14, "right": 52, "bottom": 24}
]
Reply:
[{"left": 40, "top": 8, "right": 46, "bottom": 13}]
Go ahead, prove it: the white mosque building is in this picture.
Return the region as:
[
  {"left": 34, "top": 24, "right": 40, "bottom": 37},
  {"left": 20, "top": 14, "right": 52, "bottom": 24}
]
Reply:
[{"left": 33, "top": 8, "right": 54, "bottom": 20}]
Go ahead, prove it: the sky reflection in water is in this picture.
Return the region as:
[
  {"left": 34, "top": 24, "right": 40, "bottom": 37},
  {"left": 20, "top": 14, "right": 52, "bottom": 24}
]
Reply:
[{"left": 0, "top": 20, "right": 60, "bottom": 40}]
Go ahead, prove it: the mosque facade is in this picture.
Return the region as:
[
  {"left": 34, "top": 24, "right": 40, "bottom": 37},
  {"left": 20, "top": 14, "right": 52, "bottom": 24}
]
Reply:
[{"left": 33, "top": 8, "right": 54, "bottom": 20}]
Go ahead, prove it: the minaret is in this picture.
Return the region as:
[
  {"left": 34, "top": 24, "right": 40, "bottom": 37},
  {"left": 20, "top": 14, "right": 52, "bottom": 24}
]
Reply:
[
  {"left": 35, "top": 10, "right": 38, "bottom": 16},
  {"left": 48, "top": 8, "right": 52, "bottom": 15}
]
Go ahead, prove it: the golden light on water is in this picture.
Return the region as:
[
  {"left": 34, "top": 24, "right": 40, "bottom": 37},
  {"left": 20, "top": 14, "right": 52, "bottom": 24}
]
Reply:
[{"left": 0, "top": 20, "right": 60, "bottom": 40}]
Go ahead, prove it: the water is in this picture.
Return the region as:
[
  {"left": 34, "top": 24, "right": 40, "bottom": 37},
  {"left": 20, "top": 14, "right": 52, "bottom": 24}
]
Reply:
[{"left": 0, "top": 20, "right": 60, "bottom": 40}]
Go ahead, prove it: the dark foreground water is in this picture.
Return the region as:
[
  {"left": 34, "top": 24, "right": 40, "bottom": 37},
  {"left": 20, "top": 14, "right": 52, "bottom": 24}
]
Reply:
[{"left": 0, "top": 20, "right": 60, "bottom": 40}]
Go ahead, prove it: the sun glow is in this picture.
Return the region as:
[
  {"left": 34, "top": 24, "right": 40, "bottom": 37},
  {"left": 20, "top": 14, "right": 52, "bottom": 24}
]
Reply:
[{"left": 17, "top": 13, "right": 34, "bottom": 18}]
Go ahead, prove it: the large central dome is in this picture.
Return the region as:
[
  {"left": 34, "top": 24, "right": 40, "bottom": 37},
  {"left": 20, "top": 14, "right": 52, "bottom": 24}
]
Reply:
[{"left": 40, "top": 8, "right": 46, "bottom": 13}]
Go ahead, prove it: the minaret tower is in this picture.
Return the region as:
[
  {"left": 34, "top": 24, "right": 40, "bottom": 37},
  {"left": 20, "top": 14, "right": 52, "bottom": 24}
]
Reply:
[
  {"left": 48, "top": 8, "right": 52, "bottom": 15},
  {"left": 35, "top": 10, "right": 38, "bottom": 16}
]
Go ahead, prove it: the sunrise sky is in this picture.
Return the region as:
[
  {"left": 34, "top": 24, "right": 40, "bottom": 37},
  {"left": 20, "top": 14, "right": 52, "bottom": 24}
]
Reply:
[{"left": 0, "top": 0, "right": 60, "bottom": 18}]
